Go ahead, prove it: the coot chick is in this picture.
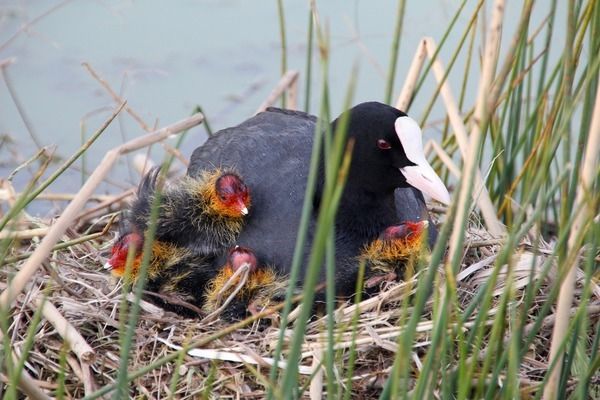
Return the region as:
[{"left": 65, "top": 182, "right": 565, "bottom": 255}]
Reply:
[
  {"left": 360, "top": 220, "right": 429, "bottom": 289},
  {"left": 128, "top": 167, "right": 251, "bottom": 256},
  {"left": 104, "top": 231, "right": 219, "bottom": 317},
  {"left": 188, "top": 102, "right": 449, "bottom": 298},
  {"left": 204, "top": 246, "right": 286, "bottom": 321}
]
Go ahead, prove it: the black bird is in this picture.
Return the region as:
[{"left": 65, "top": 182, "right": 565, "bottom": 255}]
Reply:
[{"left": 187, "top": 102, "right": 449, "bottom": 297}]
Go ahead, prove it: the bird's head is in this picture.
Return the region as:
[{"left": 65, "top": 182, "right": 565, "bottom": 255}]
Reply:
[
  {"left": 380, "top": 220, "right": 429, "bottom": 245},
  {"left": 211, "top": 173, "right": 251, "bottom": 218},
  {"left": 333, "top": 102, "right": 450, "bottom": 204},
  {"left": 104, "top": 232, "right": 144, "bottom": 277},
  {"left": 227, "top": 245, "right": 258, "bottom": 274}
]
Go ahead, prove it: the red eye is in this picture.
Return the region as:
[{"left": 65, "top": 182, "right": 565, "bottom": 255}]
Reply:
[{"left": 377, "top": 139, "right": 391, "bottom": 150}]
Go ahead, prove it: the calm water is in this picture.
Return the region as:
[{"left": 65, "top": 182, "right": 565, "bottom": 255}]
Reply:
[{"left": 0, "top": 1, "right": 558, "bottom": 215}]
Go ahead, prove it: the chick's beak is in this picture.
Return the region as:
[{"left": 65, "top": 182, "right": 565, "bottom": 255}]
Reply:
[
  {"left": 237, "top": 200, "right": 249, "bottom": 215},
  {"left": 395, "top": 117, "right": 451, "bottom": 205},
  {"left": 103, "top": 261, "right": 113, "bottom": 270}
]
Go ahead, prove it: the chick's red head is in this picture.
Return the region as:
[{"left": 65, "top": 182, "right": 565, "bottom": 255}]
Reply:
[
  {"left": 214, "top": 173, "right": 251, "bottom": 218},
  {"left": 228, "top": 245, "right": 258, "bottom": 273},
  {"left": 381, "top": 221, "right": 428, "bottom": 243},
  {"left": 104, "top": 232, "right": 144, "bottom": 277}
]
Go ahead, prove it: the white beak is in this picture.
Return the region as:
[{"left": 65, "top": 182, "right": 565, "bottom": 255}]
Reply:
[
  {"left": 395, "top": 117, "right": 451, "bottom": 205},
  {"left": 241, "top": 206, "right": 249, "bottom": 216},
  {"left": 103, "top": 261, "right": 113, "bottom": 270}
]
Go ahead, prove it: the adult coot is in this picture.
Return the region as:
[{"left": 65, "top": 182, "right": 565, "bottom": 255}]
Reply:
[{"left": 187, "top": 102, "right": 449, "bottom": 296}]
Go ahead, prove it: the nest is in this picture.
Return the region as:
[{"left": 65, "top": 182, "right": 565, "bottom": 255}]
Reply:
[{"left": 3, "top": 207, "right": 599, "bottom": 399}]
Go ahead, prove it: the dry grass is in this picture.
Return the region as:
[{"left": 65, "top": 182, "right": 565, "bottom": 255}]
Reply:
[{"left": 1, "top": 203, "right": 598, "bottom": 399}]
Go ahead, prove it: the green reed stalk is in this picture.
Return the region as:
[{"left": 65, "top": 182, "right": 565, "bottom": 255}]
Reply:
[{"left": 384, "top": 0, "right": 406, "bottom": 104}]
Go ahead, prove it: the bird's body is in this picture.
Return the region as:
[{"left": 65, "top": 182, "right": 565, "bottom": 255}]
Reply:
[
  {"left": 204, "top": 246, "right": 286, "bottom": 321},
  {"left": 360, "top": 221, "right": 429, "bottom": 288},
  {"left": 188, "top": 103, "right": 449, "bottom": 298},
  {"left": 105, "top": 233, "right": 220, "bottom": 317},
  {"left": 105, "top": 167, "right": 251, "bottom": 317},
  {"left": 127, "top": 167, "right": 250, "bottom": 256}
]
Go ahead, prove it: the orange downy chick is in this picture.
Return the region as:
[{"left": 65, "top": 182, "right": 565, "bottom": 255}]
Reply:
[
  {"left": 360, "top": 221, "right": 429, "bottom": 287},
  {"left": 204, "top": 246, "right": 285, "bottom": 320}
]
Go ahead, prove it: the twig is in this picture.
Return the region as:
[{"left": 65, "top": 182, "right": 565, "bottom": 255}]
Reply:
[
  {"left": 14, "top": 369, "right": 52, "bottom": 400},
  {"left": 0, "top": 228, "right": 49, "bottom": 240},
  {"left": 309, "top": 346, "right": 324, "bottom": 400},
  {"left": 156, "top": 337, "right": 314, "bottom": 375},
  {"left": 426, "top": 139, "right": 461, "bottom": 178},
  {"left": 202, "top": 265, "right": 251, "bottom": 322},
  {"left": 446, "top": 0, "right": 506, "bottom": 273},
  {"left": 544, "top": 67, "right": 600, "bottom": 399},
  {"left": 1, "top": 63, "right": 44, "bottom": 149},
  {"left": 80, "top": 362, "right": 97, "bottom": 397},
  {"left": 74, "top": 188, "right": 135, "bottom": 224},
  {"left": 0, "top": 0, "right": 74, "bottom": 52},
  {"left": 6, "top": 146, "right": 52, "bottom": 182},
  {"left": 395, "top": 39, "right": 427, "bottom": 111},
  {"left": 286, "top": 76, "right": 298, "bottom": 111},
  {"left": 403, "top": 37, "right": 505, "bottom": 236},
  {"left": 0, "top": 191, "right": 120, "bottom": 203},
  {"left": 255, "top": 70, "right": 299, "bottom": 113},
  {"left": 142, "top": 291, "right": 205, "bottom": 316},
  {"left": 82, "top": 62, "right": 151, "bottom": 132},
  {"left": 1, "top": 214, "right": 116, "bottom": 265},
  {"left": 34, "top": 297, "right": 95, "bottom": 362}
]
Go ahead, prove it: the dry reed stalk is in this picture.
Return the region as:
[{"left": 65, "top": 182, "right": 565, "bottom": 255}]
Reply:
[
  {"left": 397, "top": 37, "right": 505, "bottom": 236},
  {"left": 0, "top": 192, "right": 118, "bottom": 202},
  {"left": 446, "top": 0, "right": 505, "bottom": 271},
  {"left": 34, "top": 297, "right": 95, "bottom": 362},
  {"left": 160, "top": 144, "right": 189, "bottom": 167},
  {"left": 0, "top": 228, "right": 49, "bottom": 240},
  {"left": 0, "top": 105, "right": 203, "bottom": 310},
  {"left": 286, "top": 75, "right": 299, "bottom": 111},
  {"left": 16, "top": 370, "right": 52, "bottom": 400},
  {"left": 0, "top": 0, "right": 74, "bottom": 53},
  {"left": 74, "top": 188, "right": 135, "bottom": 224},
  {"left": 543, "top": 69, "right": 600, "bottom": 399},
  {"left": 132, "top": 154, "right": 157, "bottom": 176},
  {"left": 156, "top": 337, "right": 314, "bottom": 375},
  {"left": 82, "top": 62, "right": 190, "bottom": 169},
  {"left": 82, "top": 62, "right": 151, "bottom": 132},
  {"left": 202, "top": 265, "right": 251, "bottom": 322},
  {"left": 0, "top": 179, "right": 35, "bottom": 225},
  {"left": 5, "top": 146, "right": 52, "bottom": 182},
  {"left": 0, "top": 57, "right": 16, "bottom": 68},
  {"left": 395, "top": 38, "right": 427, "bottom": 111},
  {"left": 80, "top": 361, "right": 96, "bottom": 397},
  {"left": 426, "top": 139, "right": 461, "bottom": 178},
  {"left": 255, "top": 70, "right": 300, "bottom": 113},
  {"left": 309, "top": 346, "right": 324, "bottom": 400}
]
